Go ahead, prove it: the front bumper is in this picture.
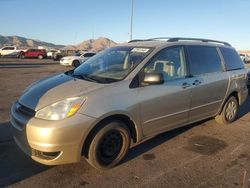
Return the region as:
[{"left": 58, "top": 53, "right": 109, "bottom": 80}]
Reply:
[
  {"left": 60, "top": 59, "right": 72, "bottom": 66},
  {"left": 10, "top": 102, "right": 96, "bottom": 165}
]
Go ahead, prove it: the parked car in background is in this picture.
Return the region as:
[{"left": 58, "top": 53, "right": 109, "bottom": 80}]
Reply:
[
  {"left": 240, "top": 54, "right": 250, "bottom": 64},
  {"left": 47, "top": 49, "right": 61, "bottom": 58},
  {"left": 11, "top": 37, "right": 248, "bottom": 170},
  {"left": 19, "top": 49, "right": 47, "bottom": 59},
  {"left": 0, "top": 46, "right": 21, "bottom": 57},
  {"left": 52, "top": 50, "right": 76, "bottom": 61},
  {"left": 60, "top": 51, "right": 96, "bottom": 67}
]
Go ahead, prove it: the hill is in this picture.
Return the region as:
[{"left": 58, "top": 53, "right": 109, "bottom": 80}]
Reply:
[
  {"left": 0, "top": 35, "right": 65, "bottom": 49},
  {"left": 0, "top": 35, "right": 117, "bottom": 52},
  {"left": 64, "top": 37, "right": 117, "bottom": 52}
]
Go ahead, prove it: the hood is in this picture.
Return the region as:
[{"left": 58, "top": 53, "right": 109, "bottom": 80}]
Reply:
[{"left": 19, "top": 73, "right": 105, "bottom": 111}]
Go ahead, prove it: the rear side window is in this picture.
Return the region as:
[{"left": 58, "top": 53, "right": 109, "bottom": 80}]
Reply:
[
  {"left": 219, "top": 47, "right": 244, "bottom": 71},
  {"left": 187, "top": 46, "right": 222, "bottom": 75}
]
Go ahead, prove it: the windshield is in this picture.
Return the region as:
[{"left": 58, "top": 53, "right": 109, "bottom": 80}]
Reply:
[
  {"left": 74, "top": 52, "right": 82, "bottom": 56},
  {"left": 72, "top": 46, "right": 152, "bottom": 83}
]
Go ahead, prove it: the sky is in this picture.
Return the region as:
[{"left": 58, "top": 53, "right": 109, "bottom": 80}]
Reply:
[{"left": 0, "top": 0, "right": 249, "bottom": 49}]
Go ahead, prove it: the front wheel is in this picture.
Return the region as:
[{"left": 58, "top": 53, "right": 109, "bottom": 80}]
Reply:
[
  {"left": 72, "top": 60, "right": 80, "bottom": 67},
  {"left": 38, "top": 55, "right": 43, "bottom": 59},
  {"left": 215, "top": 96, "right": 238, "bottom": 125},
  {"left": 87, "top": 121, "right": 131, "bottom": 170}
]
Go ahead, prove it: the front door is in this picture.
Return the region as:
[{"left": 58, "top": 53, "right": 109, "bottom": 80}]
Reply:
[{"left": 139, "top": 46, "right": 192, "bottom": 137}]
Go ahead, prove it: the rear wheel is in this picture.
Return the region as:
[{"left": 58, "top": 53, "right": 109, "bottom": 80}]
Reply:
[
  {"left": 215, "top": 96, "right": 238, "bottom": 125},
  {"left": 38, "top": 55, "right": 43, "bottom": 59},
  {"left": 87, "top": 121, "right": 131, "bottom": 170}
]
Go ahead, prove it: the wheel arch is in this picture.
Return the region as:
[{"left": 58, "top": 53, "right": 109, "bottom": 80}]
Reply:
[
  {"left": 81, "top": 114, "right": 139, "bottom": 158},
  {"left": 218, "top": 91, "right": 239, "bottom": 115}
]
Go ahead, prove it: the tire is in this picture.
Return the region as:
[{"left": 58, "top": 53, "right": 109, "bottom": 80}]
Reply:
[
  {"left": 215, "top": 96, "right": 238, "bottom": 125},
  {"left": 87, "top": 120, "right": 131, "bottom": 170},
  {"left": 72, "top": 60, "right": 80, "bottom": 67},
  {"left": 20, "top": 54, "right": 25, "bottom": 59},
  {"left": 38, "top": 55, "right": 43, "bottom": 59}
]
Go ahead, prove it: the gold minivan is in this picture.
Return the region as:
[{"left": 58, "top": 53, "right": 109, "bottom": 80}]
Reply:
[{"left": 11, "top": 38, "right": 248, "bottom": 169}]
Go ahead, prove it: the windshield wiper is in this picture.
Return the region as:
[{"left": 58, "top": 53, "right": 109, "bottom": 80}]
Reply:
[
  {"left": 72, "top": 74, "right": 98, "bottom": 83},
  {"left": 88, "top": 75, "right": 120, "bottom": 83}
]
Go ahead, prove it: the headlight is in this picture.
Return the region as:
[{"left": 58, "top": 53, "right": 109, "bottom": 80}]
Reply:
[{"left": 35, "top": 97, "right": 85, "bottom": 120}]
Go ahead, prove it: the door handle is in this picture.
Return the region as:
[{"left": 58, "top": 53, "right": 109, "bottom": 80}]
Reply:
[
  {"left": 182, "top": 82, "right": 191, "bottom": 89},
  {"left": 193, "top": 80, "right": 202, "bottom": 86}
]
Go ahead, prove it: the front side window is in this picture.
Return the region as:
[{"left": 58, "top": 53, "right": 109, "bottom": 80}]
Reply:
[
  {"left": 72, "top": 46, "right": 152, "bottom": 83},
  {"left": 143, "top": 47, "right": 186, "bottom": 81},
  {"left": 188, "top": 46, "right": 222, "bottom": 75},
  {"left": 74, "top": 52, "right": 82, "bottom": 56}
]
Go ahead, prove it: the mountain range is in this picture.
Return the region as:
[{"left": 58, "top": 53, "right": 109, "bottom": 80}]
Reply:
[
  {"left": 0, "top": 35, "right": 117, "bottom": 52},
  {"left": 65, "top": 37, "right": 117, "bottom": 51}
]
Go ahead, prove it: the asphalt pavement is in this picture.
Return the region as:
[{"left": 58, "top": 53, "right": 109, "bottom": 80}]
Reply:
[{"left": 0, "top": 59, "right": 250, "bottom": 188}]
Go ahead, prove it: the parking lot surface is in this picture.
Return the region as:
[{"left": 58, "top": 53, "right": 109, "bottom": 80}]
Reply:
[{"left": 0, "top": 59, "right": 250, "bottom": 188}]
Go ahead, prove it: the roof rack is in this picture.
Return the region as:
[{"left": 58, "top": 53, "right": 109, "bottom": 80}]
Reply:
[
  {"left": 128, "top": 39, "right": 151, "bottom": 43},
  {"left": 128, "top": 37, "right": 231, "bottom": 47},
  {"left": 167, "top": 37, "right": 231, "bottom": 47},
  {"left": 128, "top": 38, "right": 171, "bottom": 43}
]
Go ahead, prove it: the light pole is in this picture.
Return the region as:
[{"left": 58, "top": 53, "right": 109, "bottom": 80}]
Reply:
[{"left": 130, "top": 0, "right": 134, "bottom": 41}]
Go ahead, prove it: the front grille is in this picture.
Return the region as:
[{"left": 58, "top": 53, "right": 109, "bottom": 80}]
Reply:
[{"left": 16, "top": 103, "right": 35, "bottom": 117}]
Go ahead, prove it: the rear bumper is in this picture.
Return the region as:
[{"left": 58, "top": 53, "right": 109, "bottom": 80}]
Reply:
[
  {"left": 10, "top": 102, "right": 96, "bottom": 165},
  {"left": 239, "top": 87, "right": 249, "bottom": 105},
  {"left": 248, "top": 77, "right": 250, "bottom": 89},
  {"left": 247, "top": 68, "right": 250, "bottom": 89}
]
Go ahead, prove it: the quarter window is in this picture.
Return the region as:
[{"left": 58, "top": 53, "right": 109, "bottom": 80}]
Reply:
[
  {"left": 219, "top": 47, "right": 244, "bottom": 71},
  {"left": 143, "top": 47, "right": 186, "bottom": 81},
  {"left": 187, "top": 46, "right": 222, "bottom": 75}
]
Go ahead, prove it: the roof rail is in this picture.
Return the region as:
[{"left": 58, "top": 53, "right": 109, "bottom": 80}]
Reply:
[
  {"left": 128, "top": 37, "right": 231, "bottom": 47},
  {"left": 167, "top": 37, "right": 231, "bottom": 47},
  {"left": 149, "top": 37, "right": 172, "bottom": 40},
  {"left": 128, "top": 39, "right": 152, "bottom": 43}
]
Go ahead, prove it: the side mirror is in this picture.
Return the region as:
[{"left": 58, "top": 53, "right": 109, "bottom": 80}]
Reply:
[{"left": 143, "top": 73, "right": 164, "bottom": 85}]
